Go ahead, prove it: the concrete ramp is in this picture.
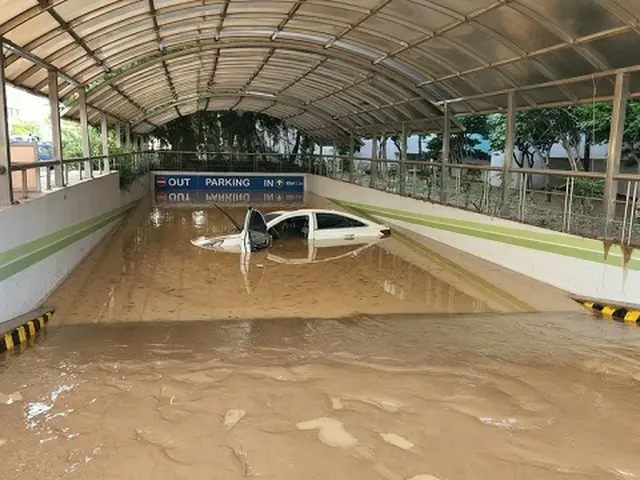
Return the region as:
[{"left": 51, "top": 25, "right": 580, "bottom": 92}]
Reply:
[{"left": 45, "top": 188, "right": 580, "bottom": 327}]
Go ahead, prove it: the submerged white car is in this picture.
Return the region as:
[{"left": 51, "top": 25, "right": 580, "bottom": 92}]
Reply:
[{"left": 191, "top": 207, "right": 391, "bottom": 253}]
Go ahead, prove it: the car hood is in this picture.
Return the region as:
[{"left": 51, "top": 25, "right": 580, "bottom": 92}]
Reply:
[{"left": 191, "top": 233, "right": 241, "bottom": 251}]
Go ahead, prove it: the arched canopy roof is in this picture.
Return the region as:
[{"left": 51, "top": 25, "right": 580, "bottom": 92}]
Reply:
[{"left": 2, "top": 1, "right": 640, "bottom": 140}]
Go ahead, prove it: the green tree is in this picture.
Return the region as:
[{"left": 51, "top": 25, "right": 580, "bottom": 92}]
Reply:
[
  {"left": 580, "top": 100, "right": 640, "bottom": 167},
  {"left": 424, "top": 115, "right": 490, "bottom": 162},
  {"left": 10, "top": 120, "right": 42, "bottom": 139},
  {"left": 60, "top": 119, "right": 120, "bottom": 159},
  {"left": 489, "top": 111, "right": 556, "bottom": 169},
  {"left": 489, "top": 108, "right": 583, "bottom": 170},
  {"left": 152, "top": 110, "right": 317, "bottom": 164}
]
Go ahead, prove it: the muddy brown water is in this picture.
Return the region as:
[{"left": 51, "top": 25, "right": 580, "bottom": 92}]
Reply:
[
  {"left": 47, "top": 196, "right": 497, "bottom": 324},
  {"left": 1, "top": 195, "right": 640, "bottom": 479}
]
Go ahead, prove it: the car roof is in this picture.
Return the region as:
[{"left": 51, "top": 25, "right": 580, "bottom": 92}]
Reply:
[
  {"left": 263, "top": 208, "right": 380, "bottom": 223},
  {"left": 266, "top": 208, "right": 354, "bottom": 215}
]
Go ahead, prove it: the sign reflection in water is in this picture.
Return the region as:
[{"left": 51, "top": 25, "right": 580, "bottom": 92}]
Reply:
[{"left": 154, "top": 190, "right": 305, "bottom": 205}]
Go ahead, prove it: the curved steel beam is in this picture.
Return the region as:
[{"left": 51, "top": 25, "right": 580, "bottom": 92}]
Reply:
[
  {"left": 129, "top": 92, "right": 354, "bottom": 137},
  {"left": 78, "top": 65, "right": 392, "bottom": 127},
  {"left": 62, "top": 38, "right": 446, "bottom": 114}
]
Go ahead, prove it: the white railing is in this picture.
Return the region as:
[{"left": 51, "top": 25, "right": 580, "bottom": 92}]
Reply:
[
  {"left": 8, "top": 151, "right": 152, "bottom": 200},
  {"left": 9, "top": 149, "right": 640, "bottom": 246}
]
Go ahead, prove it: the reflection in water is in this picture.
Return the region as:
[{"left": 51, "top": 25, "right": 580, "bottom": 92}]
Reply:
[
  {"left": 48, "top": 203, "right": 493, "bottom": 325},
  {"left": 191, "top": 210, "right": 207, "bottom": 229},
  {"left": 1, "top": 315, "right": 640, "bottom": 479}
]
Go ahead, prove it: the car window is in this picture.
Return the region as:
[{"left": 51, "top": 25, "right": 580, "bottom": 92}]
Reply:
[
  {"left": 268, "top": 215, "right": 309, "bottom": 240},
  {"left": 263, "top": 212, "right": 282, "bottom": 223},
  {"left": 248, "top": 210, "right": 267, "bottom": 233},
  {"left": 315, "top": 213, "right": 366, "bottom": 229},
  {"left": 37, "top": 144, "right": 53, "bottom": 160}
]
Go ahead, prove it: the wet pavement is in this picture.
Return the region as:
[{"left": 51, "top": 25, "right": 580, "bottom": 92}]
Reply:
[{"left": 2, "top": 194, "right": 639, "bottom": 479}]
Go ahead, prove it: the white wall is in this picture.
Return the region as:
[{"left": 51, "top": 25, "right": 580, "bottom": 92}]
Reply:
[
  {"left": 0, "top": 173, "right": 150, "bottom": 324},
  {"left": 307, "top": 175, "right": 640, "bottom": 306},
  {"left": 316, "top": 136, "right": 425, "bottom": 160}
]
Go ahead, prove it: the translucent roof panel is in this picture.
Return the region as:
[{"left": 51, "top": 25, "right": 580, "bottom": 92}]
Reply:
[{"left": 1, "top": 0, "right": 640, "bottom": 139}]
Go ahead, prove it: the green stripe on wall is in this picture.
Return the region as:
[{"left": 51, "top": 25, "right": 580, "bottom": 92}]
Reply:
[
  {"left": 0, "top": 203, "right": 134, "bottom": 282},
  {"left": 0, "top": 203, "right": 132, "bottom": 267},
  {"left": 336, "top": 201, "right": 535, "bottom": 312},
  {"left": 330, "top": 199, "right": 640, "bottom": 271}
]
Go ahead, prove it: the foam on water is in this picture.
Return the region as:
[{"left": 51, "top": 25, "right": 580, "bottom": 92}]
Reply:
[
  {"left": 296, "top": 417, "right": 359, "bottom": 448},
  {"left": 380, "top": 433, "right": 414, "bottom": 451}
]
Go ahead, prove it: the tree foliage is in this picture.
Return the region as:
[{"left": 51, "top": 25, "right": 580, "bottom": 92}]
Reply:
[
  {"left": 487, "top": 101, "right": 640, "bottom": 171},
  {"left": 28, "top": 97, "right": 640, "bottom": 175},
  {"left": 489, "top": 111, "right": 556, "bottom": 169},
  {"left": 581, "top": 100, "right": 640, "bottom": 166},
  {"left": 152, "top": 110, "right": 313, "bottom": 161},
  {"left": 10, "top": 118, "right": 123, "bottom": 159},
  {"left": 10, "top": 120, "right": 42, "bottom": 138},
  {"left": 423, "top": 115, "right": 490, "bottom": 162},
  {"left": 60, "top": 120, "right": 121, "bottom": 158}
]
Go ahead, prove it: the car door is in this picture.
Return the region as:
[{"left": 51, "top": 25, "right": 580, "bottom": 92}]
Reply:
[
  {"left": 312, "top": 212, "right": 370, "bottom": 242},
  {"left": 240, "top": 208, "right": 271, "bottom": 252},
  {"left": 267, "top": 213, "right": 311, "bottom": 241}
]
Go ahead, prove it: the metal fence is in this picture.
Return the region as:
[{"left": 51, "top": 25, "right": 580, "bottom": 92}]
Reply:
[
  {"left": 9, "top": 151, "right": 154, "bottom": 201},
  {"left": 148, "top": 149, "right": 640, "bottom": 246},
  {"left": 9, "top": 149, "right": 640, "bottom": 246},
  {"left": 306, "top": 153, "right": 640, "bottom": 247},
  {"left": 149, "top": 150, "right": 313, "bottom": 173}
]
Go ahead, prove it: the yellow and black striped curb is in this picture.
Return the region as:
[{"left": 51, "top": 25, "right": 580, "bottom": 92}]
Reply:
[
  {"left": 581, "top": 301, "right": 640, "bottom": 324},
  {"left": 0, "top": 310, "right": 54, "bottom": 354}
]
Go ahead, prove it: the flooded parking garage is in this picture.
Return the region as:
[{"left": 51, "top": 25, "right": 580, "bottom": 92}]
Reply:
[
  {"left": 2, "top": 193, "right": 640, "bottom": 479},
  {"left": 46, "top": 194, "right": 504, "bottom": 325}
]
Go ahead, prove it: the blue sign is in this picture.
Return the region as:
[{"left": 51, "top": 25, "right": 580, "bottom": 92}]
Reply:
[{"left": 155, "top": 174, "right": 304, "bottom": 192}]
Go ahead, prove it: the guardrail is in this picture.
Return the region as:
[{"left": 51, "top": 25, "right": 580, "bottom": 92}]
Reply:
[
  {"left": 150, "top": 150, "right": 313, "bottom": 173},
  {"left": 312, "top": 155, "right": 640, "bottom": 246},
  {"left": 9, "top": 151, "right": 152, "bottom": 200},
  {"left": 146, "top": 150, "right": 640, "bottom": 245},
  {"left": 9, "top": 149, "right": 640, "bottom": 246}
]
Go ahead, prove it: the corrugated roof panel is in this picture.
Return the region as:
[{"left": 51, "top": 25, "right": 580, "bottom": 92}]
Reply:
[{"left": 2, "top": 0, "right": 639, "bottom": 140}]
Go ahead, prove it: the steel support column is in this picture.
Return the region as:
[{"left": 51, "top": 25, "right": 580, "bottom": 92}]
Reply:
[
  {"left": 131, "top": 135, "right": 137, "bottom": 167},
  {"left": 332, "top": 140, "right": 337, "bottom": 178},
  {"left": 501, "top": 91, "right": 517, "bottom": 214},
  {"left": 0, "top": 42, "right": 13, "bottom": 205},
  {"left": 115, "top": 122, "right": 122, "bottom": 148},
  {"left": 48, "top": 70, "right": 64, "bottom": 187},
  {"left": 125, "top": 123, "right": 131, "bottom": 150},
  {"left": 349, "top": 134, "right": 355, "bottom": 183},
  {"left": 371, "top": 135, "right": 378, "bottom": 188},
  {"left": 78, "top": 87, "right": 92, "bottom": 178},
  {"left": 310, "top": 142, "right": 315, "bottom": 173},
  {"left": 399, "top": 122, "right": 407, "bottom": 195},
  {"left": 100, "top": 113, "right": 109, "bottom": 172},
  {"left": 440, "top": 104, "right": 450, "bottom": 203},
  {"left": 604, "top": 72, "right": 630, "bottom": 239},
  {"left": 319, "top": 144, "right": 324, "bottom": 176}
]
